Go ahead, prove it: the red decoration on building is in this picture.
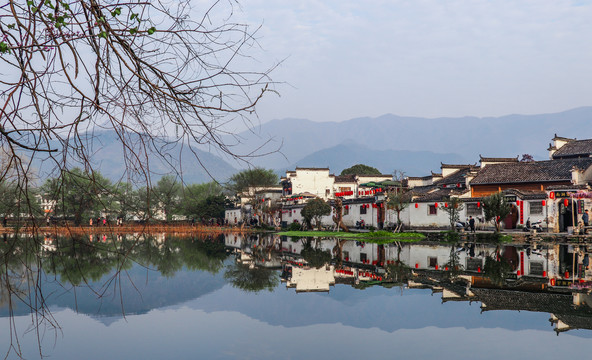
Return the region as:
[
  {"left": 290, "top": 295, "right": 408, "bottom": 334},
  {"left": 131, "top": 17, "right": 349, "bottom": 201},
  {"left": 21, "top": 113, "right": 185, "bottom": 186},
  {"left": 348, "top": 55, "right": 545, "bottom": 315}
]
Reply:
[
  {"left": 542, "top": 200, "right": 546, "bottom": 206},
  {"left": 564, "top": 199, "right": 569, "bottom": 207},
  {"left": 549, "top": 192, "right": 555, "bottom": 199},
  {"left": 477, "top": 202, "right": 480, "bottom": 208},
  {"left": 415, "top": 203, "right": 419, "bottom": 208},
  {"left": 434, "top": 202, "right": 438, "bottom": 207}
]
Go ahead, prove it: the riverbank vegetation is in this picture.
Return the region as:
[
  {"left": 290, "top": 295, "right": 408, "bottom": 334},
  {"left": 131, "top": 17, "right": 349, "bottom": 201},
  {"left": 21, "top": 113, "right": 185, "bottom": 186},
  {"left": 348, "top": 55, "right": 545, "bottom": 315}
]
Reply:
[{"left": 277, "top": 230, "right": 425, "bottom": 243}]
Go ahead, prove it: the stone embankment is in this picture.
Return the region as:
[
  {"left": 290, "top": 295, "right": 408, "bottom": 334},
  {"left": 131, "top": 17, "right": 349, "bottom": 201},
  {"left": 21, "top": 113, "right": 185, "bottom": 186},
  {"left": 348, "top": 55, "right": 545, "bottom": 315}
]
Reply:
[{"left": 0, "top": 224, "right": 249, "bottom": 236}]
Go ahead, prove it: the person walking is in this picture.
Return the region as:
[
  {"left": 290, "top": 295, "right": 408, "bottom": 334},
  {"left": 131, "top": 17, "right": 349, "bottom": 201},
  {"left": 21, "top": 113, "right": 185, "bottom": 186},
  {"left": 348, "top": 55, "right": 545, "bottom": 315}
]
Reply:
[
  {"left": 583, "top": 209, "right": 589, "bottom": 227},
  {"left": 469, "top": 216, "right": 476, "bottom": 233}
]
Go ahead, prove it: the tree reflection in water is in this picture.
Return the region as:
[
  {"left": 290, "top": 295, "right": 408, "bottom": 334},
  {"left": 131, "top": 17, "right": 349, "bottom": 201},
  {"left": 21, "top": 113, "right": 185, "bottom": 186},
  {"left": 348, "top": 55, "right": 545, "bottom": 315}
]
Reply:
[
  {"left": 3, "top": 232, "right": 592, "bottom": 358},
  {"left": 0, "top": 232, "right": 231, "bottom": 359},
  {"left": 224, "top": 262, "right": 279, "bottom": 292}
]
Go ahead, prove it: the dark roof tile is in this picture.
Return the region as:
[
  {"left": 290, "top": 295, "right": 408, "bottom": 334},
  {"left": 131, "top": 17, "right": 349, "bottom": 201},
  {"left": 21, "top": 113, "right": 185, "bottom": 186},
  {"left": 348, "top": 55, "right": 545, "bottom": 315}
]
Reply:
[
  {"left": 553, "top": 139, "right": 592, "bottom": 159},
  {"left": 470, "top": 158, "right": 592, "bottom": 185}
]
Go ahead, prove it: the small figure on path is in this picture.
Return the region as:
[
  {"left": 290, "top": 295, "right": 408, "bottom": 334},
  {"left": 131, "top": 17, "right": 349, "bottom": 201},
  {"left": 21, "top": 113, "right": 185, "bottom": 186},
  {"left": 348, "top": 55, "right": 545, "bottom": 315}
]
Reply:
[
  {"left": 469, "top": 216, "right": 475, "bottom": 233},
  {"left": 583, "top": 209, "right": 589, "bottom": 227}
]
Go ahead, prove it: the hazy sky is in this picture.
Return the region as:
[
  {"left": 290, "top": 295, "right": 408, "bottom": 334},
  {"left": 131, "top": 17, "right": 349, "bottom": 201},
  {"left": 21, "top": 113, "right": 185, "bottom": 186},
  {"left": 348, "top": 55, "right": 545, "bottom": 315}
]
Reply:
[{"left": 229, "top": 0, "right": 592, "bottom": 124}]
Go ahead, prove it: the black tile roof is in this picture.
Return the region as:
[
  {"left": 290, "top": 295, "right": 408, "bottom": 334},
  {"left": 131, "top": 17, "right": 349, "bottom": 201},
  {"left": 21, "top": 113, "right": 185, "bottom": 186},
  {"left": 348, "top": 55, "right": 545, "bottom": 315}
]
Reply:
[
  {"left": 414, "top": 188, "right": 470, "bottom": 201},
  {"left": 479, "top": 155, "right": 519, "bottom": 163},
  {"left": 334, "top": 175, "right": 356, "bottom": 183},
  {"left": 470, "top": 158, "right": 592, "bottom": 185},
  {"left": 552, "top": 139, "right": 592, "bottom": 159},
  {"left": 435, "top": 168, "right": 470, "bottom": 186}
]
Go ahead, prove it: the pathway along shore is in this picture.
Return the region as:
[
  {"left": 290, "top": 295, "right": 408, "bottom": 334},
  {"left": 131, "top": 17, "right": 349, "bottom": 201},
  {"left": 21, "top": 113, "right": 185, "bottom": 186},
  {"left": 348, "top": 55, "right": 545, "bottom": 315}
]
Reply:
[{"left": 0, "top": 224, "right": 252, "bottom": 236}]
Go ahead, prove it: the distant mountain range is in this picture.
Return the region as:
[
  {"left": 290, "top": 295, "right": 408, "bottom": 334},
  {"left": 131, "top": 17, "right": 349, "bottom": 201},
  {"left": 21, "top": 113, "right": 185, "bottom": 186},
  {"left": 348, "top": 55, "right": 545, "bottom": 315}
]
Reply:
[
  {"left": 36, "top": 107, "right": 592, "bottom": 183},
  {"left": 36, "top": 130, "right": 238, "bottom": 185},
  {"left": 278, "top": 143, "right": 466, "bottom": 176},
  {"left": 230, "top": 106, "right": 592, "bottom": 176}
]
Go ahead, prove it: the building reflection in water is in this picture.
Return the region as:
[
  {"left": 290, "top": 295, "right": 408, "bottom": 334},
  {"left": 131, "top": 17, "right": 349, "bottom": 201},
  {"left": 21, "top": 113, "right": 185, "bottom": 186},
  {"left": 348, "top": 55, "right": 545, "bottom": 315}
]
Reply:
[
  {"left": 2, "top": 232, "right": 592, "bottom": 338},
  {"left": 225, "top": 233, "right": 592, "bottom": 334}
]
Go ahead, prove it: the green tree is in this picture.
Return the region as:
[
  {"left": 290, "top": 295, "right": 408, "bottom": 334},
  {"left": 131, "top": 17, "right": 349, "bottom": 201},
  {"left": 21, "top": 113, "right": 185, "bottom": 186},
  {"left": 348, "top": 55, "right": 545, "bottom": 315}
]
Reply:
[
  {"left": 482, "top": 192, "right": 511, "bottom": 232},
  {"left": 178, "top": 182, "right": 224, "bottom": 218},
  {"left": 340, "top": 164, "right": 381, "bottom": 176},
  {"left": 196, "top": 194, "right": 231, "bottom": 220},
  {"left": 387, "top": 189, "right": 411, "bottom": 225},
  {"left": 111, "top": 182, "right": 139, "bottom": 220},
  {"left": 0, "top": 181, "right": 41, "bottom": 220},
  {"left": 301, "top": 198, "right": 331, "bottom": 230},
  {"left": 43, "top": 168, "right": 113, "bottom": 226},
  {"left": 227, "top": 168, "right": 278, "bottom": 196},
  {"left": 440, "top": 197, "right": 465, "bottom": 231},
  {"left": 152, "top": 175, "right": 181, "bottom": 221}
]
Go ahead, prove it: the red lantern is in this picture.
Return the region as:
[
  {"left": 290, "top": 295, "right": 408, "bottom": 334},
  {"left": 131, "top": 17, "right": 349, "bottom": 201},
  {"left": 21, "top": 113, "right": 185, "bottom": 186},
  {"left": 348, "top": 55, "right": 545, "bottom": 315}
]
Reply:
[
  {"left": 549, "top": 192, "right": 555, "bottom": 199},
  {"left": 477, "top": 266, "right": 481, "bottom": 273},
  {"left": 415, "top": 263, "right": 419, "bottom": 269},
  {"left": 517, "top": 270, "right": 521, "bottom": 276},
  {"left": 542, "top": 200, "right": 546, "bottom": 206},
  {"left": 444, "top": 203, "right": 448, "bottom": 208},
  {"left": 543, "top": 271, "right": 547, "bottom": 277},
  {"left": 434, "top": 202, "right": 438, "bottom": 207},
  {"left": 415, "top": 203, "right": 419, "bottom": 208},
  {"left": 477, "top": 202, "right": 481, "bottom": 208},
  {"left": 565, "top": 271, "right": 570, "bottom": 278},
  {"left": 516, "top": 200, "right": 520, "bottom": 206},
  {"left": 550, "top": 278, "right": 556, "bottom": 286},
  {"left": 564, "top": 199, "right": 569, "bottom": 207}
]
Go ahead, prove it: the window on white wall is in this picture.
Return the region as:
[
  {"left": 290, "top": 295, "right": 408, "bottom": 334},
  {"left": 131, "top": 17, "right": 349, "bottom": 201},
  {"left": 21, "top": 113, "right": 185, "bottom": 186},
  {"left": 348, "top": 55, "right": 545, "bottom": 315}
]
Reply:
[
  {"left": 466, "top": 203, "right": 482, "bottom": 216},
  {"left": 360, "top": 206, "right": 367, "bottom": 215},
  {"left": 428, "top": 257, "right": 437, "bottom": 268},
  {"left": 428, "top": 205, "right": 437, "bottom": 215},
  {"left": 529, "top": 201, "right": 543, "bottom": 215}
]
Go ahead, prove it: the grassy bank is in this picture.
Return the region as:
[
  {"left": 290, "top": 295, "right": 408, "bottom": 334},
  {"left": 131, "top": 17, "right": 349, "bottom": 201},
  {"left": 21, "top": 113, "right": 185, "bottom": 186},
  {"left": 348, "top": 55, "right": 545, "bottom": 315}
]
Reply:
[{"left": 276, "top": 230, "right": 425, "bottom": 243}]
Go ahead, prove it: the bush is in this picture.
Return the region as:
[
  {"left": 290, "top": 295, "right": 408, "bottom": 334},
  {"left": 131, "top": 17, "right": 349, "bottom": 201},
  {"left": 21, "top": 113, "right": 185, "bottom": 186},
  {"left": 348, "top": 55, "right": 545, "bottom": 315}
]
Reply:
[
  {"left": 288, "top": 222, "right": 302, "bottom": 231},
  {"left": 441, "top": 230, "right": 460, "bottom": 243}
]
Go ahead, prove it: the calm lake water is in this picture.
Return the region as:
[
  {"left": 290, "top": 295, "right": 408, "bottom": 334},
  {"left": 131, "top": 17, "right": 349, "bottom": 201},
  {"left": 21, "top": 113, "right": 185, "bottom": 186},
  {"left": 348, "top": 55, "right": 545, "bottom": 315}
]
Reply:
[{"left": 1, "top": 233, "right": 591, "bottom": 359}]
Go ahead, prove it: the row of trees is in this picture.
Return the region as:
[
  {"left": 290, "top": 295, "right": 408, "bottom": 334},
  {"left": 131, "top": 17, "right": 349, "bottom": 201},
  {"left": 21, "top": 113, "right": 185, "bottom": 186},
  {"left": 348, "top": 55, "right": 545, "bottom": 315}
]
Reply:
[{"left": 0, "top": 166, "right": 283, "bottom": 226}]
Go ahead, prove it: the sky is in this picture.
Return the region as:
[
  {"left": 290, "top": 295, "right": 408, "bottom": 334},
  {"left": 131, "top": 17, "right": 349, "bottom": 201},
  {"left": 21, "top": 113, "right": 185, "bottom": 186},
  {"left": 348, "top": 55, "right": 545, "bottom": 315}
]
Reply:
[{"left": 224, "top": 0, "right": 592, "bottom": 124}]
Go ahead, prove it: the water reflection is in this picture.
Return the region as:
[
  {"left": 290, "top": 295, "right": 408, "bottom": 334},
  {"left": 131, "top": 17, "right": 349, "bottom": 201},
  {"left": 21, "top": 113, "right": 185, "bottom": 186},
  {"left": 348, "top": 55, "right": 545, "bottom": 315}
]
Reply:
[
  {"left": 2, "top": 232, "right": 592, "bottom": 358},
  {"left": 227, "top": 233, "right": 592, "bottom": 334}
]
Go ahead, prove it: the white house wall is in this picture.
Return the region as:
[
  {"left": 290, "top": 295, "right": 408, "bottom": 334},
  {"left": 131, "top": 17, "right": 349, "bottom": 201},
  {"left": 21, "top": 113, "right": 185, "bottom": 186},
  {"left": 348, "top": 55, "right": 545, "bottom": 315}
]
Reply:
[{"left": 289, "top": 169, "right": 334, "bottom": 200}]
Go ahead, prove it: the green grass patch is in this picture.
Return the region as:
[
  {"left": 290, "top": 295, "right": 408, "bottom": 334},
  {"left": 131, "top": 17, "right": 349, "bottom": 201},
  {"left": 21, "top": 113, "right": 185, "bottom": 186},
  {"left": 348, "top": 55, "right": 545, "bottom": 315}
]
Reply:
[{"left": 276, "top": 230, "right": 425, "bottom": 243}]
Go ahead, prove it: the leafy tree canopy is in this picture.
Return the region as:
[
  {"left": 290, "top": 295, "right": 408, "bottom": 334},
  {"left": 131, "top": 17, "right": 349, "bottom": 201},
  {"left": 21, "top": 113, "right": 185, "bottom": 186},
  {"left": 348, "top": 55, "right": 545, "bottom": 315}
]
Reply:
[
  {"left": 340, "top": 164, "right": 381, "bottom": 176},
  {"left": 227, "top": 168, "right": 278, "bottom": 195},
  {"left": 440, "top": 196, "right": 465, "bottom": 231},
  {"left": 43, "top": 168, "right": 113, "bottom": 225},
  {"left": 482, "top": 192, "right": 511, "bottom": 232},
  {"left": 301, "top": 198, "right": 331, "bottom": 230}
]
